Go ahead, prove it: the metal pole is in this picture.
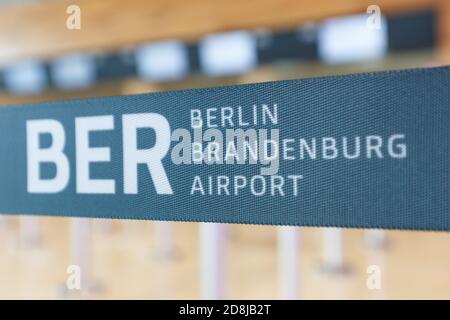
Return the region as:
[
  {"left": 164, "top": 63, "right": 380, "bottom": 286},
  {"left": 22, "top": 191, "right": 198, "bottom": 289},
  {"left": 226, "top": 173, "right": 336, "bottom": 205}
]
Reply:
[
  {"left": 154, "top": 221, "right": 175, "bottom": 258},
  {"left": 20, "top": 216, "right": 41, "bottom": 248},
  {"left": 277, "top": 226, "right": 299, "bottom": 299},
  {"left": 322, "top": 228, "right": 345, "bottom": 273},
  {"left": 70, "top": 217, "right": 92, "bottom": 297},
  {"left": 200, "top": 223, "right": 226, "bottom": 299},
  {"left": 364, "top": 230, "right": 386, "bottom": 250}
]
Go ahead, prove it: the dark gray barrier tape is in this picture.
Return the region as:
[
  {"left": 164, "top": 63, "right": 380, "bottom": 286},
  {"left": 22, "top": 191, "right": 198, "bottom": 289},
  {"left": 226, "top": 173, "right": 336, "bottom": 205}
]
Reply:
[{"left": 0, "top": 66, "right": 449, "bottom": 231}]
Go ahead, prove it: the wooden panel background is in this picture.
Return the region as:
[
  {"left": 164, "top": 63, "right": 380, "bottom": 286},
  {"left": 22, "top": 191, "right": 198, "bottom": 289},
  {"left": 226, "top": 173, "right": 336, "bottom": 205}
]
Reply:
[{"left": 0, "top": 0, "right": 445, "bottom": 66}]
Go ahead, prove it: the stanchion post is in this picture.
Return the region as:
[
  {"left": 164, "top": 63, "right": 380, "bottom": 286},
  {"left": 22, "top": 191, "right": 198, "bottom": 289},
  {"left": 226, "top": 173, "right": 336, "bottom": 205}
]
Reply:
[
  {"left": 200, "top": 223, "right": 226, "bottom": 299},
  {"left": 20, "top": 216, "right": 41, "bottom": 248},
  {"left": 322, "top": 228, "right": 346, "bottom": 273},
  {"left": 364, "top": 229, "right": 386, "bottom": 250},
  {"left": 70, "top": 217, "right": 92, "bottom": 297},
  {"left": 277, "top": 226, "right": 299, "bottom": 299},
  {"left": 154, "top": 221, "right": 175, "bottom": 258}
]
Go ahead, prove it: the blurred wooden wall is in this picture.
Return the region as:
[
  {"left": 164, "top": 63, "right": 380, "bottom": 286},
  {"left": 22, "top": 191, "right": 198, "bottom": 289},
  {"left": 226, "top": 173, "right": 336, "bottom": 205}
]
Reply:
[
  {"left": 0, "top": 0, "right": 447, "bottom": 66},
  {"left": 0, "top": 0, "right": 447, "bottom": 106}
]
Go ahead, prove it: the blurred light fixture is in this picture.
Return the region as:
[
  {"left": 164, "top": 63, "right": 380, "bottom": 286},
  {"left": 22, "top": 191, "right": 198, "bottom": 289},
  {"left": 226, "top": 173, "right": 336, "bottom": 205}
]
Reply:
[
  {"left": 318, "top": 14, "right": 388, "bottom": 64},
  {"left": 199, "top": 31, "right": 258, "bottom": 76},
  {"left": 135, "top": 40, "right": 189, "bottom": 82},
  {"left": 4, "top": 60, "right": 47, "bottom": 96},
  {"left": 51, "top": 54, "right": 96, "bottom": 90}
]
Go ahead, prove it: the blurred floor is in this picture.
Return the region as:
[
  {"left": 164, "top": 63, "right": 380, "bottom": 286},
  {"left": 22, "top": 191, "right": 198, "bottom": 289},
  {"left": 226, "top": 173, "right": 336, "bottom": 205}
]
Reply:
[{"left": 0, "top": 216, "right": 449, "bottom": 299}]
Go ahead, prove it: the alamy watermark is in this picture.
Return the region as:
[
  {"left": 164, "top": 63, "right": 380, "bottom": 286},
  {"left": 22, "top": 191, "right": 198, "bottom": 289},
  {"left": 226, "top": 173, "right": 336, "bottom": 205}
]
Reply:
[
  {"left": 366, "top": 264, "right": 382, "bottom": 290},
  {"left": 66, "top": 264, "right": 81, "bottom": 290},
  {"left": 366, "top": 5, "right": 382, "bottom": 30},
  {"left": 66, "top": 5, "right": 81, "bottom": 30}
]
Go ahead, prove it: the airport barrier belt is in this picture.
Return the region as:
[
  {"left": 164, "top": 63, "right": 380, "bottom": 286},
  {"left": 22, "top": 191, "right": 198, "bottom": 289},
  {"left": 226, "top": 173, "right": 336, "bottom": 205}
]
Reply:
[{"left": 0, "top": 66, "right": 449, "bottom": 231}]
